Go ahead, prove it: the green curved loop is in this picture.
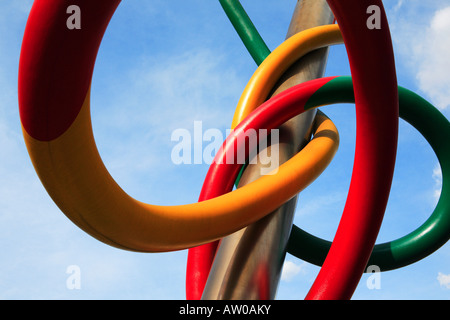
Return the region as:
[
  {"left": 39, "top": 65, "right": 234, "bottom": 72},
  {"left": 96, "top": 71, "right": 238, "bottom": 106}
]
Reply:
[{"left": 287, "top": 76, "right": 450, "bottom": 272}]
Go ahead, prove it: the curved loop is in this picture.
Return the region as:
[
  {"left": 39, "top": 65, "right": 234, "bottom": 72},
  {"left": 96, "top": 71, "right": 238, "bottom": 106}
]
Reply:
[
  {"left": 18, "top": 1, "right": 339, "bottom": 252},
  {"left": 287, "top": 80, "right": 450, "bottom": 272},
  {"left": 304, "top": 0, "right": 398, "bottom": 300}
]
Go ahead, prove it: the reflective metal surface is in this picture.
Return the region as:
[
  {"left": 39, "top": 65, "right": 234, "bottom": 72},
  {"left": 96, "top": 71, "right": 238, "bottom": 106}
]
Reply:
[{"left": 201, "top": 0, "right": 334, "bottom": 300}]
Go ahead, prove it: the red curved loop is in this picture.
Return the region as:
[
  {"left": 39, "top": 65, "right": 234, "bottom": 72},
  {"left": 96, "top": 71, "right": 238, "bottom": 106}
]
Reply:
[
  {"left": 306, "top": 0, "right": 398, "bottom": 299},
  {"left": 19, "top": 0, "right": 121, "bottom": 141}
]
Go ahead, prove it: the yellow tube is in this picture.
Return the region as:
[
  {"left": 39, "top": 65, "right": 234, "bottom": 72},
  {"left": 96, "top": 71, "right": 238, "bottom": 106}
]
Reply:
[
  {"left": 24, "top": 25, "right": 342, "bottom": 252},
  {"left": 232, "top": 24, "right": 342, "bottom": 127}
]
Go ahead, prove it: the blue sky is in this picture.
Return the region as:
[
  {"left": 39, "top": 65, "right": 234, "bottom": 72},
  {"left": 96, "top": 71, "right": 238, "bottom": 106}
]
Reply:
[{"left": 0, "top": 0, "right": 449, "bottom": 300}]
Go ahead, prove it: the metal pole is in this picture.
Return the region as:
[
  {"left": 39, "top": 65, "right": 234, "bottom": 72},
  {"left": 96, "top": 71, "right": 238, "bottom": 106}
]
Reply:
[{"left": 202, "top": 0, "right": 334, "bottom": 299}]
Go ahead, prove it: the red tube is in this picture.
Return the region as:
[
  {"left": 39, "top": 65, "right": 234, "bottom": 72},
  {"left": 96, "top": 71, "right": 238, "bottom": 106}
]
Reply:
[
  {"left": 19, "top": 0, "right": 121, "bottom": 141},
  {"left": 305, "top": 0, "right": 398, "bottom": 299}
]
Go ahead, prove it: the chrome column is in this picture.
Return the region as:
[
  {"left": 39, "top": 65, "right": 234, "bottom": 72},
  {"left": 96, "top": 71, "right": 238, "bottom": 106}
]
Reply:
[{"left": 202, "top": 0, "right": 334, "bottom": 299}]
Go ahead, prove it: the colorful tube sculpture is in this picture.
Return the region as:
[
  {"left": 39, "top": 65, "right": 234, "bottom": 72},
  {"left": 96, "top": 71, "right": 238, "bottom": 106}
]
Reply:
[{"left": 18, "top": 0, "right": 449, "bottom": 300}]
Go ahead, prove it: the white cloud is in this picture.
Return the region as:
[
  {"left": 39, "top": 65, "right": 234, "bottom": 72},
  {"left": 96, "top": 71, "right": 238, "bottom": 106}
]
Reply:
[
  {"left": 430, "top": 6, "right": 450, "bottom": 31},
  {"left": 391, "top": 0, "right": 404, "bottom": 14},
  {"left": 415, "top": 7, "right": 450, "bottom": 111},
  {"left": 437, "top": 272, "right": 450, "bottom": 289},
  {"left": 389, "top": 4, "right": 450, "bottom": 111},
  {"left": 281, "top": 260, "right": 305, "bottom": 282},
  {"left": 432, "top": 164, "right": 443, "bottom": 202}
]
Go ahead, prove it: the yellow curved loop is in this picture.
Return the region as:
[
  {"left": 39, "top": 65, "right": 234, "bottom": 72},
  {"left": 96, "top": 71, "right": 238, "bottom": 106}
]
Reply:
[
  {"left": 24, "top": 25, "right": 342, "bottom": 252},
  {"left": 232, "top": 24, "right": 342, "bottom": 127}
]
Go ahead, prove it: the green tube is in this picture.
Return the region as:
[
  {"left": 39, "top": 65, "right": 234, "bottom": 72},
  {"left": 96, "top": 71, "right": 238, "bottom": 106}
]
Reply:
[
  {"left": 371, "top": 86, "right": 450, "bottom": 270},
  {"left": 287, "top": 76, "right": 450, "bottom": 272},
  {"left": 218, "top": 0, "right": 271, "bottom": 66}
]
